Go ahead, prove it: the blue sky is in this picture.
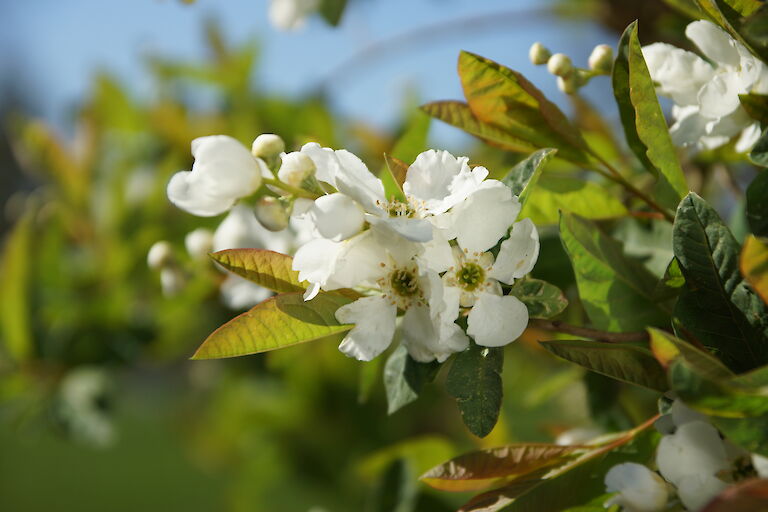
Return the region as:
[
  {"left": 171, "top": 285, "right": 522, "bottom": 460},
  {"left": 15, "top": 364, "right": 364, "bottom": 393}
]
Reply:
[{"left": 0, "top": 0, "right": 616, "bottom": 145}]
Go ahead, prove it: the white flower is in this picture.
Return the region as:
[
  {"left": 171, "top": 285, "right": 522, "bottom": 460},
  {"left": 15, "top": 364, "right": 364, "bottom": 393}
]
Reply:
[
  {"left": 251, "top": 133, "right": 285, "bottom": 159},
  {"left": 59, "top": 368, "right": 115, "bottom": 447},
  {"left": 268, "top": 0, "right": 320, "bottom": 31},
  {"left": 185, "top": 228, "right": 214, "bottom": 260},
  {"left": 752, "top": 453, "right": 768, "bottom": 477},
  {"left": 676, "top": 472, "right": 729, "bottom": 511},
  {"left": 642, "top": 20, "right": 768, "bottom": 152},
  {"left": 167, "top": 135, "right": 268, "bottom": 217},
  {"left": 147, "top": 240, "right": 173, "bottom": 270},
  {"left": 604, "top": 463, "right": 669, "bottom": 512},
  {"left": 160, "top": 267, "right": 186, "bottom": 297},
  {"left": 278, "top": 151, "right": 316, "bottom": 188}
]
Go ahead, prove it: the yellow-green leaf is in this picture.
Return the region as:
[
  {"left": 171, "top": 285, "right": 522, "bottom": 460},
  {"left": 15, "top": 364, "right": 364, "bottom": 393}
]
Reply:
[
  {"left": 210, "top": 249, "right": 306, "bottom": 293},
  {"left": 0, "top": 210, "right": 34, "bottom": 362},
  {"left": 521, "top": 175, "right": 628, "bottom": 225},
  {"left": 741, "top": 235, "right": 768, "bottom": 305},
  {"left": 192, "top": 292, "right": 353, "bottom": 359}
]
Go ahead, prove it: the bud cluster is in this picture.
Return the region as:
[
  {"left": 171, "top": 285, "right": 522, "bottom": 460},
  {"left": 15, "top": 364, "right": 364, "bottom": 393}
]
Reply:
[{"left": 529, "top": 42, "right": 614, "bottom": 95}]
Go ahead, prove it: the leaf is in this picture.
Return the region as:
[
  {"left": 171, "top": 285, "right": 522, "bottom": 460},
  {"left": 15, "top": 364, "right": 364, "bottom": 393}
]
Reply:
[
  {"left": 507, "top": 278, "right": 568, "bottom": 319},
  {"left": 455, "top": 52, "right": 590, "bottom": 165},
  {"left": 191, "top": 292, "right": 353, "bottom": 359},
  {"left": 380, "top": 110, "right": 430, "bottom": 201},
  {"left": 559, "top": 212, "right": 668, "bottom": 332},
  {"left": 521, "top": 175, "right": 628, "bottom": 225},
  {"left": 422, "top": 101, "right": 542, "bottom": 154},
  {"left": 540, "top": 340, "right": 668, "bottom": 392},
  {"left": 0, "top": 210, "right": 34, "bottom": 362},
  {"left": 210, "top": 249, "right": 306, "bottom": 293},
  {"left": 358, "top": 356, "right": 382, "bottom": 404},
  {"left": 384, "top": 154, "right": 409, "bottom": 198},
  {"left": 746, "top": 171, "right": 768, "bottom": 235},
  {"left": 447, "top": 343, "right": 504, "bottom": 438},
  {"left": 368, "top": 459, "right": 417, "bottom": 512},
  {"left": 612, "top": 21, "right": 688, "bottom": 209},
  {"left": 694, "top": 0, "right": 764, "bottom": 56},
  {"left": 742, "top": 236, "right": 768, "bottom": 305},
  {"left": 421, "top": 444, "right": 580, "bottom": 492},
  {"left": 318, "top": 0, "right": 348, "bottom": 26},
  {"left": 384, "top": 345, "right": 440, "bottom": 414},
  {"left": 647, "top": 328, "right": 734, "bottom": 379},
  {"left": 750, "top": 129, "right": 768, "bottom": 167},
  {"left": 701, "top": 478, "right": 768, "bottom": 512},
  {"left": 501, "top": 149, "right": 557, "bottom": 206},
  {"left": 673, "top": 192, "right": 768, "bottom": 372},
  {"left": 713, "top": 415, "right": 768, "bottom": 456},
  {"left": 739, "top": 93, "right": 768, "bottom": 125}
]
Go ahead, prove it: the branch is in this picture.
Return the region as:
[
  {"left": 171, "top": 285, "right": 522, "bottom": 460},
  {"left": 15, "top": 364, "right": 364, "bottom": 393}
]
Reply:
[{"left": 530, "top": 319, "right": 649, "bottom": 343}]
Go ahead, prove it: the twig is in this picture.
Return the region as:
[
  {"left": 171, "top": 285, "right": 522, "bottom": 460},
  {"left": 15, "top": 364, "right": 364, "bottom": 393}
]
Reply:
[{"left": 530, "top": 319, "right": 649, "bottom": 343}]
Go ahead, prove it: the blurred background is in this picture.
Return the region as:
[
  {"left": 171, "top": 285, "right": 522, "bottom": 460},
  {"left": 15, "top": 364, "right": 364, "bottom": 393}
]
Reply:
[{"left": 0, "top": 1, "right": 691, "bottom": 511}]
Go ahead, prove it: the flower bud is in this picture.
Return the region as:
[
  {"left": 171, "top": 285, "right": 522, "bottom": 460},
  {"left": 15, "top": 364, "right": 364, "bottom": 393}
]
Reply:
[
  {"left": 185, "top": 228, "right": 214, "bottom": 260},
  {"left": 588, "top": 44, "right": 613, "bottom": 74},
  {"left": 251, "top": 134, "right": 285, "bottom": 159},
  {"left": 278, "top": 151, "right": 317, "bottom": 188},
  {"left": 604, "top": 463, "right": 668, "bottom": 512},
  {"left": 255, "top": 196, "right": 291, "bottom": 232},
  {"left": 547, "top": 53, "right": 573, "bottom": 77},
  {"left": 557, "top": 75, "right": 578, "bottom": 94},
  {"left": 528, "top": 42, "right": 551, "bottom": 65},
  {"left": 147, "top": 240, "right": 173, "bottom": 270},
  {"left": 160, "top": 267, "right": 186, "bottom": 297}
]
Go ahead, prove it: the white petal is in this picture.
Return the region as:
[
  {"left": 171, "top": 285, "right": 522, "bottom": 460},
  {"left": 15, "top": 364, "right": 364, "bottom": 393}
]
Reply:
[
  {"left": 753, "top": 454, "right": 768, "bottom": 478},
  {"left": 366, "top": 214, "right": 433, "bottom": 243},
  {"left": 401, "top": 303, "right": 468, "bottom": 363},
  {"left": 656, "top": 421, "right": 729, "bottom": 487},
  {"left": 467, "top": 292, "right": 528, "bottom": 347},
  {"left": 333, "top": 149, "right": 386, "bottom": 213},
  {"left": 735, "top": 122, "right": 762, "bottom": 153},
  {"left": 167, "top": 171, "right": 237, "bottom": 217},
  {"left": 308, "top": 193, "right": 365, "bottom": 241},
  {"left": 449, "top": 181, "right": 521, "bottom": 253},
  {"left": 676, "top": 473, "right": 728, "bottom": 511},
  {"left": 669, "top": 106, "right": 711, "bottom": 148},
  {"left": 336, "top": 296, "right": 397, "bottom": 361},
  {"left": 698, "top": 72, "right": 744, "bottom": 118},
  {"left": 404, "top": 150, "right": 487, "bottom": 214},
  {"left": 489, "top": 218, "right": 540, "bottom": 284},
  {"left": 330, "top": 230, "right": 390, "bottom": 289},
  {"left": 420, "top": 228, "right": 454, "bottom": 273},
  {"left": 300, "top": 142, "right": 339, "bottom": 186},
  {"left": 686, "top": 20, "right": 740, "bottom": 68},
  {"left": 669, "top": 399, "right": 707, "bottom": 427},
  {"left": 604, "top": 463, "right": 669, "bottom": 512},
  {"left": 213, "top": 204, "right": 267, "bottom": 251},
  {"left": 292, "top": 238, "right": 344, "bottom": 290},
  {"left": 642, "top": 42, "right": 714, "bottom": 106},
  {"left": 268, "top": 0, "right": 319, "bottom": 31},
  {"left": 185, "top": 228, "right": 214, "bottom": 260},
  {"left": 189, "top": 135, "right": 264, "bottom": 199},
  {"left": 220, "top": 275, "right": 271, "bottom": 310}
]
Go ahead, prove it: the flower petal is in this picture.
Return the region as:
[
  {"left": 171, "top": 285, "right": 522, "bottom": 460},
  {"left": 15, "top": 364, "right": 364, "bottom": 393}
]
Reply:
[
  {"left": 420, "top": 228, "right": 454, "bottom": 273},
  {"left": 642, "top": 42, "right": 714, "bottom": 106},
  {"left": 167, "top": 171, "right": 237, "bottom": 217},
  {"left": 336, "top": 295, "right": 397, "bottom": 361},
  {"left": 467, "top": 292, "right": 528, "bottom": 347},
  {"left": 331, "top": 230, "right": 391, "bottom": 289},
  {"left": 401, "top": 304, "right": 468, "bottom": 363},
  {"left": 686, "top": 20, "right": 740, "bottom": 68},
  {"left": 449, "top": 181, "right": 521, "bottom": 253},
  {"left": 698, "top": 72, "right": 744, "bottom": 118},
  {"left": 489, "top": 218, "right": 540, "bottom": 284},
  {"left": 656, "top": 420, "right": 729, "bottom": 487},
  {"left": 366, "top": 214, "right": 433, "bottom": 243},
  {"left": 334, "top": 150, "right": 386, "bottom": 213},
  {"left": 404, "top": 150, "right": 487, "bottom": 214},
  {"left": 308, "top": 193, "right": 366, "bottom": 241},
  {"left": 292, "top": 238, "right": 344, "bottom": 291},
  {"left": 190, "top": 135, "right": 264, "bottom": 199},
  {"left": 604, "top": 463, "right": 669, "bottom": 512}
]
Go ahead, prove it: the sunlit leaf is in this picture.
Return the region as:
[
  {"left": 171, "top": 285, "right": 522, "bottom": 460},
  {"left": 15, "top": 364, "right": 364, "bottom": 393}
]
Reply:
[
  {"left": 521, "top": 175, "right": 628, "bottom": 225},
  {"left": 384, "top": 345, "right": 440, "bottom": 414},
  {"left": 613, "top": 21, "right": 688, "bottom": 209},
  {"left": 447, "top": 343, "right": 503, "bottom": 438},
  {"left": 746, "top": 171, "right": 768, "bottom": 235},
  {"left": 647, "top": 328, "right": 734, "bottom": 379},
  {"left": 191, "top": 292, "right": 353, "bottom": 359},
  {"left": 210, "top": 249, "right": 305, "bottom": 293},
  {"left": 0, "top": 210, "right": 34, "bottom": 362},
  {"left": 507, "top": 278, "right": 567, "bottom": 319},
  {"left": 673, "top": 193, "right": 768, "bottom": 372},
  {"left": 501, "top": 148, "right": 557, "bottom": 206},
  {"left": 742, "top": 235, "right": 768, "bottom": 305},
  {"left": 540, "top": 340, "right": 668, "bottom": 392},
  {"left": 559, "top": 212, "right": 667, "bottom": 331},
  {"left": 421, "top": 444, "right": 580, "bottom": 492}
]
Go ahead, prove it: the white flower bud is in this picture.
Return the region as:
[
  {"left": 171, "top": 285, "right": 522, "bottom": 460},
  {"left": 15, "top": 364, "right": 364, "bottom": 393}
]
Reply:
[
  {"left": 604, "top": 463, "right": 668, "bottom": 512},
  {"left": 547, "top": 53, "right": 573, "bottom": 77},
  {"left": 251, "top": 133, "right": 285, "bottom": 159},
  {"left": 557, "top": 75, "right": 578, "bottom": 94},
  {"left": 185, "top": 228, "right": 214, "bottom": 260},
  {"left": 255, "top": 196, "right": 291, "bottom": 232},
  {"left": 147, "top": 240, "right": 173, "bottom": 270},
  {"left": 588, "top": 44, "right": 613, "bottom": 74},
  {"left": 278, "top": 151, "right": 317, "bottom": 188},
  {"left": 529, "top": 42, "right": 551, "bottom": 65}
]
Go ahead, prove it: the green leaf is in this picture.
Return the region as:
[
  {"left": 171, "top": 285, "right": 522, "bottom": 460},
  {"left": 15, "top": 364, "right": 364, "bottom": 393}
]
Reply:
[
  {"left": 380, "top": 110, "right": 430, "bottom": 201},
  {"left": 210, "top": 249, "right": 306, "bottom": 293},
  {"left": 712, "top": 415, "right": 768, "bottom": 456},
  {"left": 0, "top": 210, "right": 34, "bottom": 362},
  {"left": 741, "top": 235, "right": 768, "bottom": 305},
  {"left": 447, "top": 343, "right": 504, "bottom": 438},
  {"left": 520, "top": 175, "right": 628, "bottom": 225},
  {"left": 507, "top": 278, "right": 568, "bottom": 319},
  {"left": 746, "top": 171, "right": 768, "bottom": 235},
  {"left": 383, "top": 154, "right": 408, "bottom": 201},
  {"left": 421, "top": 444, "right": 579, "bottom": 492},
  {"left": 368, "top": 458, "right": 417, "bottom": 512},
  {"left": 384, "top": 345, "right": 440, "bottom": 414},
  {"left": 501, "top": 149, "right": 557, "bottom": 206},
  {"left": 455, "top": 52, "right": 591, "bottom": 165},
  {"left": 540, "top": 340, "right": 668, "bottom": 392},
  {"left": 673, "top": 192, "right": 768, "bottom": 371},
  {"left": 750, "top": 130, "right": 768, "bottom": 167},
  {"left": 701, "top": 478, "right": 768, "bottom": 511},
  {"left": 319, "top": 0, "right": 348, "bottom": 26},
  {"left": 559, "top": 212, "right": 668, "bottom": 331},
  {"left": 191, "top": 292, "right": 353, "bottom": 359},
  {"left": 739, "top": 93, "right": 768, "bottom": 125},
  {"left": 613, "top": 21, "right": 688, "bottom": 209},
  {"left": 647, "top": 328, "right": 734, "bottom": 380}
]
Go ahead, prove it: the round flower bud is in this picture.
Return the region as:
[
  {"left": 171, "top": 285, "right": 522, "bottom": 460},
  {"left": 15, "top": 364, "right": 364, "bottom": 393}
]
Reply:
[
  {"left": 308, "top": 193, "right": 365, "bottom": 241},
  {"left": 160, "top": 267, "right": 186, "bottom": 297},
  {"left": 147, "top": 240, "right": 173, "bottom": 270},
  {"left": 528, "top": 42, "right": 551, "bottom": 65},
  {"left": 251, "top": 133, "right": 285, "bottom": 159},
  {"left": 547, "top": 53, "right": 573, "bottom": 77},
  {"left": 185, "top": 228, "right": 214, "bottom": 260},
  {"left": 255, "top": 196, "right": 291, "bottom": 232},
  {"left": 557, "top": 75, "right": 578, "bottom": 94},
  {"left": 604, "top": 463, "right": 668, "bottom": 512},
  {"left": 278, "top": 151, "right": 317, "bottom": 189},
  {"left": 588, "top": 44, "right": 614, "bottom": 74}
]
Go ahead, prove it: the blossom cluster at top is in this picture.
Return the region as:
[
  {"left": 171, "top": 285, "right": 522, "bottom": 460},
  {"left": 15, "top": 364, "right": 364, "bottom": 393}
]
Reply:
[{"left": 161, "top": 133, "right": 540, "bottom": 363}]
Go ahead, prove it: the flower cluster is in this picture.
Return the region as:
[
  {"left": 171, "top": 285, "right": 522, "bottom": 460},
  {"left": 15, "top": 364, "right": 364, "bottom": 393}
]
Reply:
[
  {"left": 643, "top": 20, "right": 768, "bottom": 152},
  {"left": 287, "top": 144, "right": 539, "bottom": 362},
  {"left": 604, "top": 399, "right": 768, "bottom": 512},
  {"left": 529, "top": 41, "right": 613, "bottom": 94}
]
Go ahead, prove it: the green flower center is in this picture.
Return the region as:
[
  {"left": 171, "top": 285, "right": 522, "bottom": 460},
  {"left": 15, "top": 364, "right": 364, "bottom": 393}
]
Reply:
[
  {"left": 386, "top": 200, "right": 415, "bottom": 218},
  {"left": 390, "top": 269, "right": 420, "bottom": 297},
  {"left": 456, "top": 262, "right": 485, "bottom": 291}
]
